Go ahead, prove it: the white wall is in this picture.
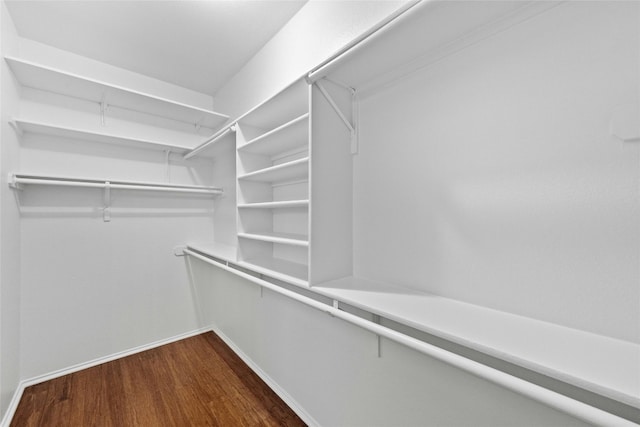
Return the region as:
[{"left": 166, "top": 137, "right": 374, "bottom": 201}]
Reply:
[
  {"left": 214, "top": 0, "right": 409, "bottom": 120},
  {"left": 353, "top": 1, "right": 640, "bottom": 343},
  {"left": 0, "top": 0, "right": 21, "bottom": 420},
  {"left": 13, "top": 40, "right": 220, "bottom": 379}
]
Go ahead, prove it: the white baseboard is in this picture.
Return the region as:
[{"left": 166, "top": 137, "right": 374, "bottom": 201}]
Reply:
[
  {"left": 0, "top": 327, "right": 212, "bottom": 427},
  {"left": 210, "top": 325, "right": 320, "bottom": 427},
  {"left": 1, "top": 381, "right": 24, "bottom": 427}
]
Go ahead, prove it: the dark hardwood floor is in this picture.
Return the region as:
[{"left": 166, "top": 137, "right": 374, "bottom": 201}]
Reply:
[{"left": 11, "top": 332, "right": 306, "bottom": 426}]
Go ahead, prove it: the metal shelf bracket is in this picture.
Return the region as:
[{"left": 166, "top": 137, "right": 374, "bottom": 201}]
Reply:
[
  {"left": 315, "top": 79, "right": 359, "bottom": 154},
  {"left": 103, "top": 181, "right": 111, "bottom": 222}
]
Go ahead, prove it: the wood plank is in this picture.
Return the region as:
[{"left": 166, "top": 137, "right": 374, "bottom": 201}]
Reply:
[{"left": 11, "top": 332, "right": 306, "bottom": 427}]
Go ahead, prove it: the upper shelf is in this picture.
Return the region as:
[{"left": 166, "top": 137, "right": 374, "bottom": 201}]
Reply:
[
  {"left": 11, "top": 118, "right": 193, "bottom": 153},
  {"left": 308, "top": 1, "right": 561, "bottom": 93},
  {"left": 312, "top": 276, "right": 640, "bottom": 410},
  {"left": 5, "top": 56, "right": 229, "bottom": 129}
]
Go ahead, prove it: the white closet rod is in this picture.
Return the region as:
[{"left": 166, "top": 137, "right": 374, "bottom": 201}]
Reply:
[
  {"left": 183, "top": 125, "right": 235, "bottom": 160},
  {"left": 10, "top": 174, "right": 222, "bottom": 195},
  {"left": 307, "top": 0, "right": 421, "bottom": 83},
  {"left": 184, "top": 248, "right": 636, "bottom": 427}
]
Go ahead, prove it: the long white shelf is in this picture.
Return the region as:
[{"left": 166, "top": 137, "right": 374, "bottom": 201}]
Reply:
[
  {"left": 237, "top": 200, "right": 309, "bottom": 209},
  {"left": 186, "top": 242, "right": 238, "bottom": 264},
  {"left": 312, "top": 276, "right": 640, "bottom": 409},
  {"left": 9, "top": 173, "right": 222, "bottom": 195},
  {"left": 237, "top": 256, "right": 308, "bottom": 288},
  {"left": 5, "top": 56, "right": 229, "bottom": 128},
  {"left": 238, "top": 157, "right": 309, "bottom": 183},
  {"left": 238, "top": 231, "right": 309, "bottom": 247},
  {"left": 186, "top": 242, "right": 309, "bottom": 288},
  {"left": 11, "top": 118, "right": 193, "bottom": 153},
  {"left": 239, "top": 113, "right": 309, "bottom": 155}
]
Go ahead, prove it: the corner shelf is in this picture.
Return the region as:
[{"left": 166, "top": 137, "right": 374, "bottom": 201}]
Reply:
[
  {"left": 5, "top": 56, "right": 229, "bottom": 128},
  {"left": 11, "top": 118, "right": 193, "bottom": 153}
]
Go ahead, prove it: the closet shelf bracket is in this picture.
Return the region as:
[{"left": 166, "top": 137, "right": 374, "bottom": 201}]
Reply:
[
  {"left": 314, "top": 79, "right": 359, "bottom": 154},
  {"left": 103, "top": 181, "right": 111, "bottom": 222},
  {"left": 8, "top": 120, "right": 23, "bottom": 137},
  {"left": 100, "top": 94, "right": 109, "bottom": 127}
]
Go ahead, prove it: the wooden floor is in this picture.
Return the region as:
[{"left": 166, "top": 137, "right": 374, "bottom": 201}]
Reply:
[{"left": 11, "top": 332, "right": 306, "bottom": 426}]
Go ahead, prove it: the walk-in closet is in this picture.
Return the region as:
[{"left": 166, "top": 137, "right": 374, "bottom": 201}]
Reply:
[{"left": 0, "top": 1, "right": 638, "bottom": 426}]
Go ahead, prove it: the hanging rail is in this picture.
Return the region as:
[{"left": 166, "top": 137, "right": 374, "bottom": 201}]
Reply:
[
  {"left": 183, "top": 125, "right": 236, "bottom": 160},
  {"left": 306, "top": 0, "right": 421, "bottom": 84},
  {"left": 184, "top": 247, "right": 636, "bottom": 427},
  {"left": 9, "top": 174, "right": 223, "bottom": 195}
]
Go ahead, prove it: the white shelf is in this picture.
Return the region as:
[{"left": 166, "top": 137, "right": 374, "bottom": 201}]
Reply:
[
  {"left": 239, "top": 113, "right": 309, "bottom": 155},
  {"left": 186, "top": 242, "right": 309, "bottom": 288},
  {"left": 237, "top": 200, "right": 309, "bottom": 209},
  {"left": 309, "top": 2, "right": 559, "bottom": 94},
  {"left": 238, "top": 157, "right": 309, "bottom": 183},
  {"left": 238, "top": 231, "right": 308, "bottom": 247},
  {"left": 5, "top": 56, "right": 229, "bottom": 128},
  {"left": 11, "top": 118, "right": 193, "bottom": 153},
  {"left": 312, "top": 276, "right": 640, "bottom": 409},
  {"left": 237, "top": 256, "right": 308, "bottom": 288},
  {"left": 186, "top": 242, "right": 238, "bottom": 264}
]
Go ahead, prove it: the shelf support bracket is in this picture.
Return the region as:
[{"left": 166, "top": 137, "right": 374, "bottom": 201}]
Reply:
[
  {"left": 103, "top": 181, "right": 111, "bottom": 222},
  {"left": 100, "top": 93, "right": 108, "bottom": 127},
  {"left": 351, "top": 90, "right": 359, "bottom": 154},
  {"left": 164, "top": 150, "right": 172, "bottom": 182},
  {"left": 373, "top": 314, "right": 382, "bottom": 358},
  {"left": 315, "top": 80, "right": 358, "bottom": 154},
  {"left": 8, "top": 120, "right": 23, "bottom": 137}
]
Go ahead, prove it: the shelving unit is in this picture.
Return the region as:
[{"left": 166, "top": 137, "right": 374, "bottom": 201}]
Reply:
[
  {"left": 236, "top": 79, "right": 310, "bottom": 287},
  {"left": 302, "top": 0, "right": 640, "bottom": 421},
  {"left": 177, "top": 1, "right": 639, "bottom": 424},
  {"left": 5, "top": 56, "right": 229, "bottom": 128},
  {"left": 10, "top": 118, "right": 193, "bottom": 153}
]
